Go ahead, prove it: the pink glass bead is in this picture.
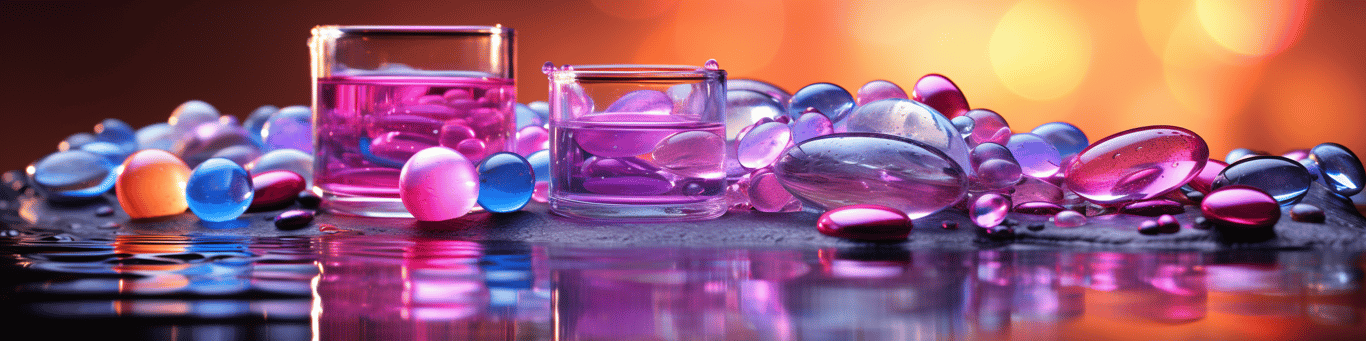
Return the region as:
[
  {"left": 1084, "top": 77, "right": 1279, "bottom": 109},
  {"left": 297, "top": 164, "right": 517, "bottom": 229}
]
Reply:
[
  {"left": 572, "top": 112, "right": 684, "bottom": 158},
  {"left": 789, "top": 110, "right": 833, "bottom": 143},
  {"left": 399, "top": 147, "right": 479, "bottom": 221},
  {"left": 773, "top": 133, "right": 967, "bottom": 219},
  {"left": 964, "top": 109, "right": 1011, "bottom": 147},
  {"left": 1121, "top": 199, "right": 1185, "bottom": 216},
  {"left": 1006, "top": 133, "right": 1062, "bottom": 178},
  {"left": 737, "top": 121, "right": 792, "bottom": 170},
  {"left": 912, "top": 74, "right": 969, "bottom": 118},
  {"left": 1014, "top": 202, "right": 1064, "bottom": 215},
  {"left": 1201, "top": 185, "right": 1280, "bottom": 228},
  {"left": 1188, "top": 159, "right": 1228, "bottom": 194},
  {"left": 455, "top": 138, "right": 487, "bottom": 161},
  {"left": 369, "top": 131, "right": 436, "bottom": 163},
  {"left": 748, "top": 169, "right": 799, "bottom": 213},
  {"left": 605, "top": 90, "right": 673, "bottom": 115},
  {"left": 581, "top": 157, "right": 672, "bottom": 196},
  {"left": 969, "top": 143, "right": 1022, "bottom": 191},
  {"left": 855, "top": 80, "right": 909, "bottom": 106},
  {"left": 532, "top": 181, "right": 549, "bottom": 203},
  {"left": 1053, "top": 210, "right": 1086, "bottom": 227},
  {"left": 1063, "top": 125, "right": 1209, "bottom": 204},
  {"left": 1157, "top": 214, "right": 1180, "bottom": 234},
  {"left": 249, "top": 170, "right": 306, "bottom": 210},
  {"left": 972, "top": 193, "right": 1011, "bottom": 228},
  {"left": 817, "top": 204, "right": 911, "bottom": 241},
  {"left": 438, "top": 122, "right": 477, "bottom": 147},
  {"left": 843, "top": 98, "right": 972, "bottom": 175},
  {"left": 1281, "top": 149, "right": 1310, "bottom": 161},
  {"left": 651, "top": 130, "right": 725, "bottom": 178},
  {"left": 514, "top": 125, "right": 549, "bottom": 156}
]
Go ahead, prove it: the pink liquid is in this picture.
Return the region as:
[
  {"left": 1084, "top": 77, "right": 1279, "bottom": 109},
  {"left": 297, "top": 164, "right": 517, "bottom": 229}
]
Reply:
[
  {"left": 551, "top": 120, "right": 726, "bottom": 206},
  {"left": 314, "top": 75, "right": 514, "bottom": 213}
]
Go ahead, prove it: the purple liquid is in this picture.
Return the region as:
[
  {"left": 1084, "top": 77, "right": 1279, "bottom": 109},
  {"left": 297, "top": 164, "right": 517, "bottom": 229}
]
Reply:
[
  {"left": 315, "top": 75, "right": 514, "bottom": 216},
  {"left": 551, "top": 118, "right": 726, "bottom": 219}
]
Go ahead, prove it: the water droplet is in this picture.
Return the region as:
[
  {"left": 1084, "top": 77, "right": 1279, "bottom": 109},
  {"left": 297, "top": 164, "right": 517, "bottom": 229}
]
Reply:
[
  {"left": 703, "top": 59, "right": 719, "bottom": 70},
  {"left": 542, "top": 62, "right": 554, "bottom": 74}
]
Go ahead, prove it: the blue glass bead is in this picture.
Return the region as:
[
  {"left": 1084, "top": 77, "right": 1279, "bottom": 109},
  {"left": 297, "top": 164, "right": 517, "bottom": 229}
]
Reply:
[
  {"left": 1030, "top": 122, "right": 1089, "bottom": 159},
  {"left": 1309, "top": 142, "right": 1364, "bottom": 197},
  {"left": 951, "top": 116, "right": 974, "bottom": 138},
  {"left": 514, "top": 103, "right": 544, "bottom": 129},
  {"left": 95, "top": 118, "right": 139, "bottom": 153},
  {"left": 843, "top": 98, "right": 972, "bottom": 176},
  {"left": 58, "top": 132, "right": 95, "bottom": 152},
  {"left": 79, "top": 141, "right": 132, "bottom": 164},
  {"left": 1212, "top": 155, "right": 1313, "bottom": 206},
  {"left": 263, "top": 105, "right": 313, "bottom": 152},
  {"left": 477, "top": 152, "right": 535, "bottom": 213},
  {"left": 527, "top": 101, "right": 551, "bottom": 123},
  {"left": 526, "top": 149, "right": 551, "bottom": 183},
  {"left": 1006, "top": 132, "right": 1062, "bottom": 178},
  {"left": 243, "top": 105, "right": 279, "bottom": 143},
  {"left": 29, "top": 150, "right": 116, "bottom": 200},
  {"left": 788, "top": 83, "right": 855, "bottom": 123},
  {"left": 135, "top": 123, "right": 179, "bottom": 151},
  {"left": 186, "top": 158, "right": 254, "bottom": 222}
]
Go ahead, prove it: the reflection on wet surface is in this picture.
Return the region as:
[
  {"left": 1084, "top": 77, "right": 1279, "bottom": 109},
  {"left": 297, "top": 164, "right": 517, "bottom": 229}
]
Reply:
[{"left": 3, "top": 232, "right": 1366, "bottom": 340}]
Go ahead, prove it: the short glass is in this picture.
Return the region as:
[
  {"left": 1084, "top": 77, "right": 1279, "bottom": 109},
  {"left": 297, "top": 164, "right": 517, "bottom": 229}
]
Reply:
[
  {"left": 545, "top": 63, "right": 728, "bottom": 221},
  {"left": 310, "top": 25, "right": 515, "bottom": 217}
]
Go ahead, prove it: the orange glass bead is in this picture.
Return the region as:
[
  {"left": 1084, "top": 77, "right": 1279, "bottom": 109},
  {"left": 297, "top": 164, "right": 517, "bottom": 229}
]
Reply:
[{"left": 116, "top": 149, "right": 192, "bottom": 219}]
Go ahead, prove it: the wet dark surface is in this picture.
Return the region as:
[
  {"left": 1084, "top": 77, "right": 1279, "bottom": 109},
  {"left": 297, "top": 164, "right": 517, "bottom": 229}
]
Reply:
[{"left": 4, "top": 172, "right": 1366, "bottom": 340}]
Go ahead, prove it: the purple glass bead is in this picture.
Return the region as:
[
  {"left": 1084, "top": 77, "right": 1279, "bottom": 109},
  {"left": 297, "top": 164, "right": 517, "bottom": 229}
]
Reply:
[
  {"left": 172, "top": 122, "right": 260, "bottom": 168},
  {"left": 605, "top": 90, "right": 673, "bottom": 115},
  {"left": 788, "top": 83, "right": 855, "bottom": 123},
  {"left": 1012, "top": 177, "right": 1064, "bottom": 204},
  {"left": 737, "top": 121, "right": 792, "bottom": 170},
  {"left": 1063, "top": 126, "right": 1209, "bottom": 204},
  {"left": 1212, "top": 156, "right": 1312, "bottom": 206},
  {"left": 1309, "top": 142, "right": 1364, "bottom": 197},
  {"left": 1031, "top": 122, "right": 1089, "bottom": 160},
  {"left": 727, "top": 79, "right": 791, "bottom": 109},
  {"left": 972, "top": 193, "right": 1011, "bottom": 228},
  {"left": 1014, "top": 201, "right": 1064, "bottom": 215},
  {"left": 855, "top": 80, "right": 909, "bottom": 106},
  {"left": 573, "top": 112, "right": 684, "bottom": 158},
  {"left": 1006, "top": 133, "right": 1062, "bottom": 178},
  {"left": 912, "top": 74, "right": 970, "bottom": 118},
  {"left": 581, "top": 157, "right": 672, "bottom": 196},
  {"left": 789, "top": 111, "right": 833, "bottom": 143},
  {"left": 843, "top": 98, "right": 972, "bottom": 175},
  {"left": 399, "top": 147, "right": 479, "bottom": 221},
  {"left": 263, "top": 106, "right": 313, "bottom": 152},
  {"left": 773, "top": 133, "right": 967, "bottom": 218},
  {"left": 748, "top": 169, "right": 799, "bottom": 213},
  {"left": 725, "top": 90, "right": 785, "bottom": 142},
  {"left": 965, "top": 109, "right": 1011, "bottom": 147},
  {"left": 969, "top": 143, "right": 1022, "bottom": 191},
  {"left": 1053, "top": 210, "right": 1086, "bottom": 227},
  {"left": 1289, "top": 203, "right": 1325, "bottom": 223},
  {"left": 651, "top": 130, "right": 725, "bottom": 178},
  {"left": 1201, "top": 185, "right": 1280, "bottom": 228},
  {"left": 1281, "top": 149, "right": 1310, "bottom": 161},
  {"left": 1121, "top": 199, "right": 1185, "bottom": 216},
  {"left": 514, "top": 125, "right": 550, "bottom": 156},
  {"left": 817, "top": 204, "right": 911, "bottom": 241}
]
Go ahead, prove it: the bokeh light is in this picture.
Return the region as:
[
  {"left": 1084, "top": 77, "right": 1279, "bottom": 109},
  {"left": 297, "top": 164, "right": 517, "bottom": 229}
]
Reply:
[
  {"left": 1195, "top": 0, "right": 1310, "bottom": 57},
  {"left": 989, "top": 0, "right": 1094, "bottom": 101}
]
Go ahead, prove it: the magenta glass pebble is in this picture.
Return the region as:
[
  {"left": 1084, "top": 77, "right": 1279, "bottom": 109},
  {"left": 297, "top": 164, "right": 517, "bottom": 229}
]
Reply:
[
  {"left": 1121, "top": 199, "right": 1184, "bottom": 216},
  {"left": 438, "top": 122, "right": 476, "bottom": 148},
  {"left": 514, "top": 125, "right": 549, "bottom": 156},
  {"left": 972, "top": 193, "right": 1011, "bottom": 228},
  {"left": 1201, "top": 185, "right": 1280, "bottom": 228},
  {"left": 399, "top": 147, "right": 479, "bottom": 221},
  {"left": 788, "top": 82, "right": 855, "bottom": 123},
  {"left": 773, "top": 133, "right": 967, "bottom": 219},
  {"left": 249, "top": 170, "right": 306, "bottom": 210},
  {"left": 912, "top": 74, "right": 970, "bottom": 118},
  {"left": 817, "top": 204, "right": 911, "bottom": 241},
  {"left": 737, "top": 121, "right": 792, "bottom": 170},
  {"left": 1188, "top": 159, "right": 1228, "bottom": 194},
  {"left": 843, "top": 98, "right": 972, "bottom": 175},
  {"left": 1014, "top": 201, "right": 1064, "bottom": 215},
  {"left": 1053, "top": 210, "right": 1086, "bottom": 227},
  {"left": 1289, "top": 203, "right": 1325, "bottom": 223},
  {"left": 789, "top": 110, "right": 833, "bottom": 143},
  {"left": 855, "top": 80, "right": 909, "bottom": 106},
  {"left": 651, "top": 130, "right": 726, "bottom": 178},
  {"left": 1212, "top": 156, "right": 1313, "bottom": 206},
  {"left": 969, "top": 143, "right": 1022, "bottom": 191},
  {"left": 1157, "top": 214, "right": 1180, "bottom": 234},
  {"left": 748, "top": 169, "right": 799, "bottom": 213},
  {"left": 1063, "top": 125, "right": 1209, "bottom": 204},
  {"left": 964, "top": 109, "right": 1011, "bottom": 147},
  {"left": 1006, "top": 133, "right": 1062, "bottom": 178}
]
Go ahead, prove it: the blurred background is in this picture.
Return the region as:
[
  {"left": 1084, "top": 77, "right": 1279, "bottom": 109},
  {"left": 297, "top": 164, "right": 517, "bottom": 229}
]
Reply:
[{"left": 2, "top": 0, "right": 1361, "bottom": 172}]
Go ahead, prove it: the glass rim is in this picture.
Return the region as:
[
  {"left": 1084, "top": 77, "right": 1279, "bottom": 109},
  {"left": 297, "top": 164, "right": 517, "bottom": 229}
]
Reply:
[
  {"left": 313, "top": 25, "right": 513, "bottom": 36},
  {"left": 546, "top": 64, "right": 724, "bottom": 81}
]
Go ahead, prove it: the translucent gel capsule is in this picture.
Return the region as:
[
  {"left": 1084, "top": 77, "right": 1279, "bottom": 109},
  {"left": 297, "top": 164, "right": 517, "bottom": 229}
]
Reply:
[
  {"left": 912, "top": 74, "right": 970, "bottom": 118},
  {"left": 477, "top": 152, "right": 535, "bottom": 213},
  {"left": 1212, "top": 156, "right": 1312, "bottom": 206},
  {"left": 247, "top": 149, "right": 315, "bottom": 187},
  {"left": 1201, "top": 185, "right": 1280, "bottom": 228},
  {"left": 1309, "top": 142, "right": 1364, "bottom": 197},
  {"left": 249, "top": 170, "right": 306, "bottom": 210},
  {"left": 573, "top": 112, "right": 684, "bottom": 158},
  {"left": 1053, "top": 210, "right": 1087, "bottom": 227},
  {"left": 737, "top": 121, "right": 793, "bottom": 170},
  {"left": 773, "top": 133, "right": 967, "bottom": 219},
  {"left": 169, "top": 100, "right": 221, "bottom": 133},
  {"left": 855, "top": 80, "right": 909, "bottom": 106},
  {"left": 605, "top": 90, "right": 673, "bottom": 115},
  {"left": 186, "top": 158, "right": 254, "bottom": 222},
  {"left": 455, "top": 138, "right": 488, "bottom": 161},
  {"left": 725, "top": 90, "right": 785, "bottom": 142},
  {"left": 30, "top": 150, "right": 116, "bottom": 200},
  {"left": 1006, "top": 133, "right": 1062, "bottom": 178},
  {"left": 965, "top": 109, "right": 1011, "bottom": 147},
  {"left": 969, "top": 143, "right": 1022, "bottom": 191},
  {"left": 581, "top": 157, "right": 672, "bottom": 196},
  {"left": 1030, "top": 122, "right": 1089, "bottom": 160},
  {"left": 651, "top": 130, "right": 725, "bottom": 178},
  {"left": 748, "top": 169, "right": 800, "bottom": 213},
  {"left": 1063, "top": 126, "right": 1208, "bottom": 204},
  {"left": 262, "top": 106, "right": 313, "bottom": 152},
  {"left": 514, "top": 125, "right": 550, "bottom": 156},
  {"left": 399, "top": 147, "right": 479, "bottom": 221},
  {"left": 844, "top": 98, "right": 972, "bottom": 175},
  {"left": 788, "top": 83, "right": 855, "bottom": 122},
  {"left": 817, "top": 204, "right": 911, "bottom": 241},
  {"left": 727, "top": 79, "right": 791, "bottom": 108},
  {"left": 116, "top": 150, "right": 192, "bottom": 219},
  {"left": 789, "top": 110, "right": 833, "bottom": 143},
  {"left": 972, "top": 193, "right": 1011, "bottom": 228},
  {"left": 438, "top": 122, "right": 477, "bottom": 148}
]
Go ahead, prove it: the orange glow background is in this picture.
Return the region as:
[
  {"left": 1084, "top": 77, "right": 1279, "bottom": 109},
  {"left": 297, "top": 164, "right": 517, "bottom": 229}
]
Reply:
[{"left": 2, "top": 0, "right": 1363, "bottom": 172}]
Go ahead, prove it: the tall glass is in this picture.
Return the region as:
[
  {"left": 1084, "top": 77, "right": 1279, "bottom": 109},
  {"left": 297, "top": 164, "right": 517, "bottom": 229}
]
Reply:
[
  {"left": 311, "top": 25, "right": 515, "bottom": 217},
  {"left": 545, "top": 63, "right": 728, "bottom": 221}
]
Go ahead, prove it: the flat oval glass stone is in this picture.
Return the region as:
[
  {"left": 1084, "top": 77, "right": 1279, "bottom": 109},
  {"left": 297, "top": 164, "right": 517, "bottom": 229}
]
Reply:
[
  {"left": 1063, "top": 125, "right": 1208, "bottom": 204},
  {"left": 1006, "top": 132, "right": 1062, "bottom": 178},
  {"left": 843, "top": 98, "right": 972, "bottom": 175},
  {"left": 772, "top": 133, "right": 967, "bottom": 219},
  {"left": 817, "top": 204, "right": 911, "bottom": 241},
  {"left": 1310, "top": 142, "right": 1364, "bottom": 197},
  {"left": 1201, "top": 185, "right": 1280, "bottom": 228},
  {"left": 912, "top": 74, "right": 970, "bottom": 118},
  {"left": 1212, "top": 155, "right": 1313, "bottom": 206}
]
